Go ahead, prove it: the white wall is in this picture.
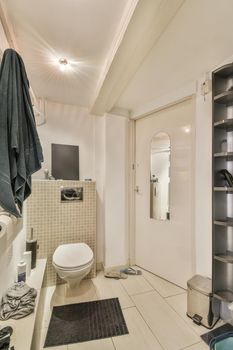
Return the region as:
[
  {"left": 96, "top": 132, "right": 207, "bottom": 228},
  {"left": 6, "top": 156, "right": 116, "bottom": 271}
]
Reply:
[
  {"left": 35, "top": 100, "right": 109, "bottom": 264},
  {"left": 0, "top": 217, "right": 26, "bottom": 300},
  {"left": 195, "top": 76, "right": 212, "bottom": 278},
  {"left": 94, "top": 116, "right": 106, "bottom": 266},
  {"left": 34, "top": 101, "right": 130, "bottom": 268},
  {"left": 104, "top": 114, "right": 129, "bottom": 268},
  {"left": 0, "top": 20, "right": 9, "bottom": 55},
  {"left": 35, "top": 100, "right": 95, "bottom": 180},
  {"left": 0, "top": 20, "right": 27, "bottom": 300}
]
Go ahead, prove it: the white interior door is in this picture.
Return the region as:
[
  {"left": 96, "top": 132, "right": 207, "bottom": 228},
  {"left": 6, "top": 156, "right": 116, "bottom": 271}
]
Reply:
[{"left": 135, "top": 98, "right": 195, "bottom": 288}]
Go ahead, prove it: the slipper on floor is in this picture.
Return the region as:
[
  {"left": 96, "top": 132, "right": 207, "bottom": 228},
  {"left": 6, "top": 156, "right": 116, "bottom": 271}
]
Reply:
[
  {"left": 120, "top": 267, "right": 142, "bottom": 275},
  {"left": 104, "top": 270, "right": 128, "bottom": 279}
]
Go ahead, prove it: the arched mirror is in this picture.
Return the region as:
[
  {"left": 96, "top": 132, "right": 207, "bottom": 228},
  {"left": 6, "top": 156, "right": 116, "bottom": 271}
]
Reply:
[{"left": 150, "top": 132, "right": 170, "bottom": 220}]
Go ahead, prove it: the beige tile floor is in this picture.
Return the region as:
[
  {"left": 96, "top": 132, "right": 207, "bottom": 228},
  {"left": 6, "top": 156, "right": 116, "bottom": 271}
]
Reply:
[{"left": 32, "top": 267, "right": 213, "bottom": 350}]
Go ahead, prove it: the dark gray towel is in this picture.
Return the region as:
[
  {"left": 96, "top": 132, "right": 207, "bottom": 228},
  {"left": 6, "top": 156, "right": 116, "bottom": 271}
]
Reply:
[{"left": 0, "top": 48, "right": 43, "bottom": 217}]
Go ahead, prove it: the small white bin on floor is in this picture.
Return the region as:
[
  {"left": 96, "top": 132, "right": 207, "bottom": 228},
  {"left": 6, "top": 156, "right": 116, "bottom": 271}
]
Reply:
[{"left": 187, "top": 275, "right": 220, "bottom": 329}]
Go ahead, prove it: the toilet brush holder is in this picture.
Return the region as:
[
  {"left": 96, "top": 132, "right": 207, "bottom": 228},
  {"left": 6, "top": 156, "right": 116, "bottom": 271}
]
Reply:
[{"left": 26, "top": 228, "right": 38, "bottom": 269}]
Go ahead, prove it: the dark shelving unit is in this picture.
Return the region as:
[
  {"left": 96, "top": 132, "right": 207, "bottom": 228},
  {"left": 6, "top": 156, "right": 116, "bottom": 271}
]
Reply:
[
  {"left": 214, "top": 152, "right": 233, "bottom": 161},
  {"left": 214, "top": 252, "right": 233, "bottom": 264},
  {"left": 214, "top": 118, "right": 233, "bottom": 130},
  {"left": 214, "top": 290, "right": 233, "bottom": 302},
  {"left": 212, "top": 63, "right": 233, "bottom": 303},
  {"left": 214, "top": 220, "right": 233, "bottom": 227},
  {"left": 214, "top": 187, "right": 233, "bottom": 193},
  {"left": 214, "top": 91, "right": 233, "bottom": 104}
]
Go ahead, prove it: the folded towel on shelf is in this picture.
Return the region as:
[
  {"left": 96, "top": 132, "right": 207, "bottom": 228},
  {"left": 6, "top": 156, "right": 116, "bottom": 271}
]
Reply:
[{"left": 0, "top": 282, "right": 37, "bottom": 320}]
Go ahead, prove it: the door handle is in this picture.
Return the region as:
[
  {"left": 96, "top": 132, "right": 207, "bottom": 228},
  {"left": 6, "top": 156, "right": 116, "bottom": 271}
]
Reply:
[{"left": 135, "top": 186, "right": 140, "bottom": 193}]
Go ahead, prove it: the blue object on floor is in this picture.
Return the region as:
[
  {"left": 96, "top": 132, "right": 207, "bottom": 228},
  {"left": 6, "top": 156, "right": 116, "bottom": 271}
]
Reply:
[
  {"left": 201, "top": 323, "right": 233, "bottom": 345},
  {"left": 213, "top": 336, "right": 233, "bottom": 349},
  {"left": 120, "top": 267, "right": 142, "bottom": 275},
  {"left": 209, "top": 331, "right": 233, "bottom": 349}
]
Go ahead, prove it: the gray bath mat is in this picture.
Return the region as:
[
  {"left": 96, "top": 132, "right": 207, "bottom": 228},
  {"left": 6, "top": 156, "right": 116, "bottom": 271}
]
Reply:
[
  {"left": 201, "top": 323, "right": 233, "bottom": 345},
  {"left": 44, "top": 298, "right": 128, "bottom": 347}
]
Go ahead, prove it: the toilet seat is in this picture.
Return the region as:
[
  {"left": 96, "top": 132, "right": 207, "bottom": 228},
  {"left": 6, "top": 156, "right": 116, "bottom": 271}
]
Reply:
[
  {"left": 53, "top": 243, "right": 93, "bottom": 270},
  {"left": 53, "top": 258, "right": 94, "bottom": 271}
]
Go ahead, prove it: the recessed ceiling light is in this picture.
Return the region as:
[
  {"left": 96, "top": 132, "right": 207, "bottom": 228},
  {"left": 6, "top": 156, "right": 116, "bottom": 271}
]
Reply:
[
  {"left": 184, "top": 127, "right": 191, "bottom": 133},
  {"left": 59, "top": 57, "right": 69, "bottom": 71}
]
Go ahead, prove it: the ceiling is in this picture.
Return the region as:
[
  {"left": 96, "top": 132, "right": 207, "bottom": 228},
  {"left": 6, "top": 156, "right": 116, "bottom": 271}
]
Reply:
[
  {"left": 2, "top": 0, "right": 137, "bottom": 108},
  {"left": 116, "top": 0, "right": 233, "bottom": 116},
  {"left": 3, "top": 0, "right": 233, "bottom": 117}
]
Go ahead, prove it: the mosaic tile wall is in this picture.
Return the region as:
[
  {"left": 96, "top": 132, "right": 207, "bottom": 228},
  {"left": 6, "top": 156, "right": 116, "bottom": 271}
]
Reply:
[{"left": 27, "top": 180, "right": 96, "bottom": 286}]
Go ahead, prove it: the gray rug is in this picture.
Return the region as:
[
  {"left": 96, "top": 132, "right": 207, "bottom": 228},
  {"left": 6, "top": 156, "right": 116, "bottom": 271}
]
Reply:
[
  {"left": 201, "top": 323, "right": 233, "bottom": 345},
  {"left": 44, "top": 298, "right": 128, "bottom": 347}
]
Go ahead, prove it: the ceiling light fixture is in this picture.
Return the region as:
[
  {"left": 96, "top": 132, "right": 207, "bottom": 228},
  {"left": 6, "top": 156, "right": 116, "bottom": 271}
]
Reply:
[{"left": 59, "top": 57, "right": 69, "bottom": 71}]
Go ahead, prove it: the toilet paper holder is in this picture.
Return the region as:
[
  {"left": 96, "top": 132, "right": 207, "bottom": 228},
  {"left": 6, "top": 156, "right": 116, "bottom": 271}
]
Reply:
[{"left": 0, "top": 212, "right": 11, "bottom": 239}]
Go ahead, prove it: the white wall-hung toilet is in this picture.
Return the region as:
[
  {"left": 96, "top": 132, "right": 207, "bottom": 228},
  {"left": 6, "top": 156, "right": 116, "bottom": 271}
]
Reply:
[{"left": 52, "top": 243, "right": 94, "bottom": 288}]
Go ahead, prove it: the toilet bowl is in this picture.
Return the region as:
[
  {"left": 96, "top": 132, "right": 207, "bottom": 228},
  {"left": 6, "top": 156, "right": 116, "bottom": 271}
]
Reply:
[{"left": 52, "top": 243, "right": 94, "bottom": 288}]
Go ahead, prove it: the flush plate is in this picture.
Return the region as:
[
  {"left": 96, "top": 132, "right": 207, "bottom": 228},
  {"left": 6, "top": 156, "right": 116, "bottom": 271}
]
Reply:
[{"left": 60, "top": 187, "right": 83, "bottom": 202}]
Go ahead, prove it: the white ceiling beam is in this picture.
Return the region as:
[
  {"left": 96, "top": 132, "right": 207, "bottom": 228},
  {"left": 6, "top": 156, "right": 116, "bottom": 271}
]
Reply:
[
  {"left": 91, "top": 0, "right": 185, "bottom": 116},
  {"left": 91, "top": 0, "right": 139, "bottom": 108}
]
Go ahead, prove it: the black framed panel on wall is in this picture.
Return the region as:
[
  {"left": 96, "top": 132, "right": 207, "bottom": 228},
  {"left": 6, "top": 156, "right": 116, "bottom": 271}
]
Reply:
[{"left": 51, "top": 143, "right": 80, "bottom": 180}]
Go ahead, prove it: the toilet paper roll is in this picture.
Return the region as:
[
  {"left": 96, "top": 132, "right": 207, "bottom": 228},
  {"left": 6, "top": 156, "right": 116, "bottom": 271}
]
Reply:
[{"left": 0, "top": 215, "right": 14, "bottom": 240}]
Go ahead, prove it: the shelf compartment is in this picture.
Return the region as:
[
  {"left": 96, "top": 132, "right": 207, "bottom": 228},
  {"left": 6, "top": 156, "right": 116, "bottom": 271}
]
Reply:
[
  {"left": 214, "top": 118, "right": 233, "bottom": 131},
  {"left": 214, "top": 219, "right": 233, "bottom": 227},
  {"left": 214, "top": 187, "right": 233, "bottom": 193},
  {"left": 214, "top": 63, "right": 233, "bottom": 78},
  {"left": 214, "top": 91, "right": 233, "bottom": 104},
  {"left": 214, "top": 251, "right": 233, "bottom": 263},
  {"left": 214, "top": 290, "right": 233, "bottom": 302},
  {"left": 213, "top": 254, "right": 233, "bottom": 302},
  {"left": 214, "top": 152, "right": 233, "bottom": 161}
]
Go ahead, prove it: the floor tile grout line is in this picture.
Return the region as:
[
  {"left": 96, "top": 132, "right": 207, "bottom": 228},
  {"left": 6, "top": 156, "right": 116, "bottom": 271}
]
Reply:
[
  {"left": 117, "top": 271, "right": 197, "bottom": 345},
  {"left": 135, "top": 265, "right": 186, "bottom": 292},
  {"left": 133, "top": 300, "right": 201, "bottom": 350},
  {"left": 96, "top": 269, "right": 185, "bottom": 301},
  {"left": 128, "top": 289, "right": 155, "bottom": 297},
  {"left": 111, "top": 337, "right": 117, "bottom": 350},
  {"left": 117, "top": 276, "right": 137, "bottom": 306},
  {"left": 130, "top": 270, "right": 182, "bottom": 300},
  {"left": 118, "top": 275, "right": 154, "bottom": 298},
  {"left": 164, "top": 291, "right": 187, "bottom": 299},
  {"left": 119, "top": 273, "right": 152, "bottom": 299},
  {"left": 142, "top": 274, "right": 187, "bottom": 300},
  {"left": 132, "top": 289, "right": 202, "bottom": 348},
  {"left": 107, "top": 274, "right": 166, "bottom": 350},
  {"left": 180, "top": 340, "right": 205, "bottom": 350},
  {"left": 131, "top": 302, "right": 167, "bottom": 350},
  {"left": 163, "top": 294, "right": 207, "bottom": 338},
  {"left": 121, "top": 305, "right": 136, "bottom": 310}
]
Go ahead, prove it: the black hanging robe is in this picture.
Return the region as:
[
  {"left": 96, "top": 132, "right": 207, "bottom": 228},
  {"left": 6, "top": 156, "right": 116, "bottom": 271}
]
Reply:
[{"left": 0, "top": 48, "right": 43, "bottom": 218}]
